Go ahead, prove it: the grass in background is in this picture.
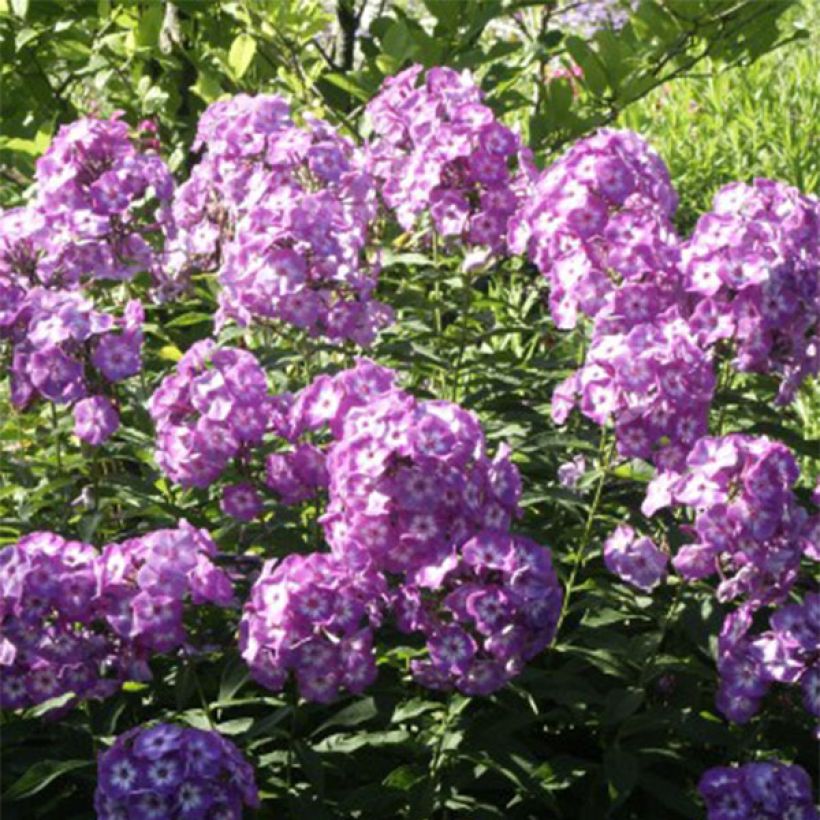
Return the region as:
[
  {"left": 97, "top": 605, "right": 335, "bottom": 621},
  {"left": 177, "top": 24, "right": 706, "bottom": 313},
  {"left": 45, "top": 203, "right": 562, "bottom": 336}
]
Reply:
[{"left": 620, "top": 12, "right": 819, "bottom": 234}]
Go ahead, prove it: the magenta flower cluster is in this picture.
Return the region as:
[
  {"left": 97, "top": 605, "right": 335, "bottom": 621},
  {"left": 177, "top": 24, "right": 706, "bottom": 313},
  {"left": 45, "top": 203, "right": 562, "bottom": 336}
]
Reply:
[
  {"left": 639, "top": 434, "right": 817, "bottom": 725},
  {"left": 509, "top": 128, "right": 679, "bottom": 329},
  {"left": 94, "top": 723, "right": 258, "bottom": 820},
  {"left": 642, "top": 435, "right": 812, "bottom": 605},
  {"left": 167, "top": 93, "right": 393, "bottom": 345},
  {"left": 263, "top": 358, "right": 396, "bottom": 506},
  {"left": 553, "top": 308, "right": 715, "bottom": 470},
  {"left": 232, "top": 362, "right": 562, "bottom": 699},
  {"left": 0, "top": 523, "right": 233, "bottom": 712},
  {"left": 4, "top": 287, "right": 144, "bottom": 445},
  {"left": 0, "top": 117, "right": 170, "bottom": 449},
  {"left": 365, "top": 65, "right": 533, "bottom": 254},
  {"left": 716, "top": 593, "right": 819, "bottom": 726},
  {"left": 394, "top": 531, "right": 562, "bottom": 695},
  {"left": 683, "top": 179, "right": 820, "bottom": 404},
  {"left": 240, "top": 553, "right": 385, "bottom": 703},
  {"left": 698, "top": 760, "right": 818, "bottom": 820},
  {"left": 21, "top": 115, "right": 172, "bottom": 287},
  {"left": 323, "top": 391, "right": 523, "bottom": 572},
  {"left": 148, "top": 340, "right": 271, "bottom": 488}
]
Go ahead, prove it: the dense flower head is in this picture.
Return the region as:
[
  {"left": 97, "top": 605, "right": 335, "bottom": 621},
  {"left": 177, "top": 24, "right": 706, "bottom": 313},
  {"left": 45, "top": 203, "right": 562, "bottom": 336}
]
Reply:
[
  {"left": 239, "top": 552, "right": 385, "bottom": 702},
  {"left": 148, "top": 340, "right": 272, "bottom": 488},
  {"left": 166, "top": 94, "right": 392, "bottom": 345},
  {"left": 322, "top": 388, "right": 523, "bottom": 574},
  {"left": 0, "top": 522, "right": 234, "bottom": 713},
  {"left": 97, "top": 521, "right": 234, "bottom": 654},
  {"left": 33, "top": 115, "right": 173, "bottom": 284},
  {"left": 163, "top": 94, "right": 293, "bottom": 278},
  {"left": 682, "top": 179, "right": 820, "bottom": 403},
  {"left": 553, "top": 307, "right": 715, "bottom": 470},
  {"left": 603, "top": 524, "right": 668, "bottom": 591},
  {"left": 94, "top": 723, "right": 258, "bottom": 819},
  {"left": 239, "top": 362, "right": 561, "bottom": 698},
  {"left": 394, "top": 531, "right": 562, "bottom": 695},
  {"left": 0, "top": 531, "right": 131, "bottom": 711},
  {"left": 6, "top": 289, "right": 143, "bottom": 437},
  {"left": 365, "top": 65, "right": 534, "bottom": 254},
  {"left": 642, "top": 434, "right": 812, "bottom": 606},
  {"left": 698, "top": 760, "right": 818, "bottom": 819},
  {"left": 509, "top": 128, "right": 680, "bottom": 329},
  {"left": 715, "top": 594, "right": 819, "bottom": 725},
  {"left": 263, "top": 359, "right": 397, "bottom": 504}
]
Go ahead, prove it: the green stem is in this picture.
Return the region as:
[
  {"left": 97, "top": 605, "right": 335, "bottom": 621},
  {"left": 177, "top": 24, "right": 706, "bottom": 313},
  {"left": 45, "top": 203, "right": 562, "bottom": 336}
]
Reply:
[
  {"left": 51, "top": 403, "right": 63, "bottom": 473},
  {"left": 553, "top": 430, "right": 615, "bottom": 641},
  {"left": 430, "top": 695, "right": 459, "bottom": 813},
  {"left": 449, "top": 269, "right": 473, "bottom": 402},
  {"left": 432, "top": 233, "right": 443, "bottom": 340},
  {"left": 186, "top": 652, "right": 215, "bottom": 729},
  {"left": 287, "top": 689, "right": 299, "bottom": 791},
  {"left": 637, "top": 580, "right": 684, "bottom": 690}
]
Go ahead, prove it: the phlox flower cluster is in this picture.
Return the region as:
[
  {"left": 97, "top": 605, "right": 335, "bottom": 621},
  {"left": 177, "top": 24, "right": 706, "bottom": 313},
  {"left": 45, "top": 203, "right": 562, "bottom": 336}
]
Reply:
[
  {"left": 509, "top": 128, "right": 679, "bottom": 329},
  {"left": 94, "top": 723, "right": 258, "bottom": 820},
  {"left": 319, "top": 372, "right": 562, "bottom": 695},
  {"left": 235, "top": 363, "right": 561, "bottom": 699},
  {"left": 5, "top": 288, "right": 144, "bottom": 446},
  {"left": 323, "top": 390, "right": 522, "bottom": 573},
  {"left": 715, "top": 594, "right": 819, "bottom": 726},
  {"left": 365, "top": 65, "right": 534, "bottom": 254},
  {"left": 0, "top": 523, "right": 233, "bottom": 713},
  {"left": 97, "top": 521, "right": 235, "bottom": 653},
  {"left": 263, "top": 358, "right": 397, "bottom": 506},
  {"left": 683, "top": 179, "right": 819, "bottom": 404},
  {"left": 552, "top": 307, "right": 715, "bottom": 470},
  {"left": 0, "top": 532, "right": 138, "bottom": 711},
  {"left": 602, "top": 524, "right": 668, "bottom": 592},
  {"left": 698, "top": 760, "right": 818, "bottom": 820},
  {"left": 33, "top": 115, "right": 173, "bottom": 285},
  {"left": 638, "top": 434, "right": 817, "bottom": 725},
  {"left": 165, "top": 93, "right": 292, "bottom": 274},
  {"left": 642, "top": 435, "right": 814, "bottom": 606},
  {"left": 554, "top": 0, "right": 639, "bottom": 36},
  {"left": 148, "top": 340, "right": 272, "bottom": 488},
  {"left": 167, "top": 93, "right": 392, "bottom": 345},
  {"left": 394, "top": 531, "right": 562, "bottom": 695},
  {"left": 240, "top": 553, "right": 385, "bottom": 703}
]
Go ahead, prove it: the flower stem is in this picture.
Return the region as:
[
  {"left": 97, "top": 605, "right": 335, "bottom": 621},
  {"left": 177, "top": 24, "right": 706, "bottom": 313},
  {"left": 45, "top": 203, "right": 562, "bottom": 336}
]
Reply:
[
  {"left": 449, "top": 268, "right": 473, "bottom": 402},
  {"left": 51, "top": 403, "right": 63, "bottom": 473},
  {"left": 553, "top": 430, "right": 616, "bottom": 642}
]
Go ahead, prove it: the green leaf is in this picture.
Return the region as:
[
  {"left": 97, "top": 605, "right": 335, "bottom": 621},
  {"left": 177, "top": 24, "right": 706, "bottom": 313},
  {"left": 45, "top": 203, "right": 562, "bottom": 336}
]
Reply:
[
  {"left": 602, "top": 688, "right": 645, "bottom": 726},
  {"left": 603, "top": 747, "right": 639, "bottom": 807},
  {"left": 10, "top": 0, "right": 28, "bottom": 18},
  {"left": 311, "top": 697, "right": 379, "bottom": 735},
  {"left": 324, "top": 72, "right": 372, "bottom": 101},
  {"left": 136, "top": 3, "right": 163, "bottom": 48},
  {"left": 191, "top": 68, "right": 223, "bottom": 103},
  {"left": 228, "top": 32, "right": 257, "bottom": 78},
  {"left": 14, "top": 26, "right": 39, "bottom": 50},
  {"left": 564, "top": 37, "right": 609, "bottom": 96},
  {"left": 3, "top": 759, "right": 91, "bottom": 801},
  {"left": 165, "top": 311, "right": 213, "bottom": 328}
]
